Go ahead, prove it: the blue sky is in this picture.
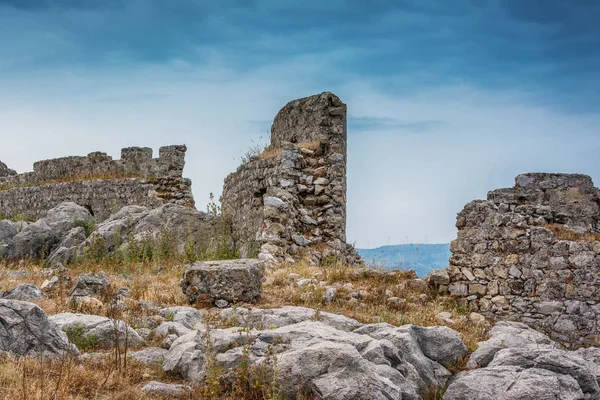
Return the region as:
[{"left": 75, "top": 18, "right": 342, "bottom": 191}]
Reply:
[{"left": 1, "top": 0, "right": 599, "bottom": 247}]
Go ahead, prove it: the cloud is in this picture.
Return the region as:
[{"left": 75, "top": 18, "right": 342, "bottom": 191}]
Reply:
[{"left": 349, "top": 117, "right": 444, "bottom": 133}]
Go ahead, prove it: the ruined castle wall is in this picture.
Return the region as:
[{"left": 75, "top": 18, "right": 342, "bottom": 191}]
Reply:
[
  {"left": 221, "top": 92, "right": 356, "bottom": 264},
  {"left": 0, "top": 145, "right": 194, "bottom": 221},
  {"left": 437, "top": 173, "right": 600, "bottom": 347}
]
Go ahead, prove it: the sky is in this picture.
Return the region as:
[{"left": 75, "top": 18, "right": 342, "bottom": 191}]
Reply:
[{"left": 0, "top": 0, "right": 599, "bottom": 248}]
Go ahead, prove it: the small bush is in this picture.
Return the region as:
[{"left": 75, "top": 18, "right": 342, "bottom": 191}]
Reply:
[
  {"left": 73, "top": 217, "right": 97, "bottom": 237},
  {"left": 65, "top": 323, "right": 99, "bottom": 351}
]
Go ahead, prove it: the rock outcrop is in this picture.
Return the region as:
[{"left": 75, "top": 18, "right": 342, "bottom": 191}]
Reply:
[
  {"left": 49, "top": 313, "right": 145, "bottom": 349},
  {"left": 445, "top": 320, "right": 600, "bottom": 400},
  {"left": 162, "top": 306, "right": 466, "bottom": 399},
  {"left": 433, "top": 173, "right": 600, "bottom": 347},
  {"left": 0, "top": 299, "right": 78, "bottom": 357}
]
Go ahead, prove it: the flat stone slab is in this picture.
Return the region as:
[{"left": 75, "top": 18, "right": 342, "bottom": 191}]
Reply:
[{"left": 180, "top": 259, "right": 264, "bottom": 305}]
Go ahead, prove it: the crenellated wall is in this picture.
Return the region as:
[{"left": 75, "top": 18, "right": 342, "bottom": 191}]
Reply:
[
  {"left": 0, "top": 145, "right": 194, "bottom": 221},
  {"left": 221, "top": 92, "right": 359, "bottom": 265},
  {"left": 432, "top": 173, "right": 600, "bottom": 347}
]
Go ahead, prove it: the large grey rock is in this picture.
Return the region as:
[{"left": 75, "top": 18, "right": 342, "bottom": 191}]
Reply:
[
  {"left": 354, "top": 323, "right": 460, "bottom": 391},
  {"left": 49, "top": 313, "right": 144, "bottom": 349},
  {"left": 162, "top": 317, "right": 466, "bottom": 399},
  {"left": 488, "top": 348, "right": 600, "bottom": 397},
  {"left": 0, "top": 220, "right": 17, "bottom": 245},
  {"left": 1, "top": 283, "right": 44, "bottom": 301},
  {"left": 0, "top": 299, "right": 78, "bottom": 357},
  {"left": 141, "top": 381, "right": 191, "bottom": 398},
  {"left": 158, "top": 306, "right": 204, "bottom": 330},
  {"left": 79, "top": 203, "right": 228, "bottom": 258},
  {"left": 444, "top": 366, "right": 585, "bottom": 400},
  {"left": 69, "top": 272, "right": 110, "bottom": 300},
  {"left": 219, "top": 306, "right": 362, "bottom": 331},
  {"left": 2, "top": 202, "right": 92, "bottom": 261},
  {"left": 467, "top": 321, "right": 561, "bottom": 368},
  {"left": 129, "top": 347, "right": 168, "bottom": 366},
  {"left": 180, "top": 259, "right": 264, "bottom": 304},
  {"left": 2, "top": 220, "right": 58, "bottom": 260},
  {"left": 46, "top": 226, "right": 87, "bottom": 264},
  {"left": 42, "top": 202, "right": 92, "bottom": 236}
]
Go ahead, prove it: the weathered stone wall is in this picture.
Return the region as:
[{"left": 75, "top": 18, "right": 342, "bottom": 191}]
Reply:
[
  {"left": 0, "top": 161, "right": 16, "bottom": 178},
  {"left": 435, "top": 173, "right": 600, "bottom": 347},
  {"left": 0, "top": 145, "right": 194, "bottom": 221},
  {"left": 222, "top": 92, "right": 358, "bottom": 265}
]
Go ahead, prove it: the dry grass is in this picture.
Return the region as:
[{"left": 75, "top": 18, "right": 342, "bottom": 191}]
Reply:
[
  {"left": 258, "top": 147, "right": 283, "bottom": 160},
  {"left": 544, "top": 224, "right": 600, "bottom": 243},
  {"left": 0, "top": 258, "right": 489, "bottom": 399},
  {"left": 258, "top": 140, "right": 322, "bottom": 161}
]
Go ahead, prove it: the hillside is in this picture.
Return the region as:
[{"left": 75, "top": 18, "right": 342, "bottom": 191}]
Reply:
[{"left": 358, "top": 243, "right": 451, "bottom": 277}]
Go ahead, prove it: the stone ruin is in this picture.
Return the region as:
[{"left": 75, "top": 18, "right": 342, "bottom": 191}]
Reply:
[
  {"left": 0, "top": 92, "right": 358, "bottom": 265},
  {"left": 432, "top": 173, "right": 600, "bottom": 347},
  {"left": 0, "top": 145, "right": 194, "bottom": 221},
  {"left": 221, "top": 91, "right": 359, "bottom": 265}
]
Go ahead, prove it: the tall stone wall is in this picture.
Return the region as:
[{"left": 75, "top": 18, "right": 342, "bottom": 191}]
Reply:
[
  {"left": 0, "top": 145, "right": 194, "bottom": 221},
  {"left": 221, "top": 92, "right": 358, "bottom": 265},
  {"left": 433, "top": 173, "right": 600, "bottom": 347}
]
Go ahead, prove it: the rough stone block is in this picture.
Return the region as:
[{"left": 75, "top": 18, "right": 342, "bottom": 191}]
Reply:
[{"left": 180, "top": 259, "right": 265, "bottom": 305}]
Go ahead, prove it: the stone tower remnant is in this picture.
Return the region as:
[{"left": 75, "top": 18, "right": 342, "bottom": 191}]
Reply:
[{"left": 221, "top": 92, "right": 359, "bottom": 265}]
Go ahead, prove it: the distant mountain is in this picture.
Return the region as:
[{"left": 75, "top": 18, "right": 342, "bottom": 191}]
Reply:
[{"left": 357, "top": 243, "right": 451, "bottom": 278}]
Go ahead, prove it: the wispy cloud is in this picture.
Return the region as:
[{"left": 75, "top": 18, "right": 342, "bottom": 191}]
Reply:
[{"left": 349, "top": 117, "right": 444, "bottom": 133}]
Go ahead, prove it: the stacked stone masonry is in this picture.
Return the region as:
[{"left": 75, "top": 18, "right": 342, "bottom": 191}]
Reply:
[
  {"left": 221, "top": 92, "right": 359, "bottom": 265},
  {"left": 0, "top": 145, "right": 194, "bottom": 221},
  {"left": 438, "top": 173, "right": 600, "bottom": 347}
]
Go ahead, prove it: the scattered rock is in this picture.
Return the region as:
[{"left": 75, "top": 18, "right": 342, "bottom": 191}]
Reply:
[
  {"left": 180, "top": 259, "right": 264, "bottom": 305},
  {"left": 0, "top": 299, "right": 78, "bottom": 357},
  {"left": 1, "top": 283, "right": 44, "bottom": 301},
  {"left": 129, "top": 347, "right": 168, "bottom": 366},
  {"left": 467, "top": 321, "right": 562, "bottom": 368},
  {"left": 469, "top": 312, "right": 486, "bottom": 325},
  {"left": 215, "top": 299, "right": 229, "bottom": 309},
  {"left": 49, "top": 313, "right": 144, "bottom": 349},
  {"left": 323, "top": 287, "right": 337, "bottom": 304},
  {"left": 141, "top": 381, "right": 191, "bottom": 398},
  {"left": 70, "top": 272, "right": 110, "bottom": 300},
  {"left": 159, "top": 306, "right": 204, "bottom": 330}
]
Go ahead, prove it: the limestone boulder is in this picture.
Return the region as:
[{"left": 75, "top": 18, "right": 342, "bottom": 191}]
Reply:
[
  {"left": 141, "top": 381, "right": 191, "bottom": 398},
  {"left": 444, "top": 366, "right": 585, "bottom": 400},
  {"left": 162, "top": 315, "right": 469, "bottom": 399},
  {"left": 467, "top": 321, "right": 562, "bottom": 368},
  {"left": 180, "top": 259, "right": 264, "bottom": 305},
  {"left": 0, "top": 220, "right": 17, "bottom": 245},
  {"left": 158, "top": 306, "right": 204, "bottom": 330},
  {"left": 79, "top": 203, "right": 232, "bottom": 259},
  {"left": 1, "top": 283, "right": 45, "bottom": 301},
  {"left": 219, "top": 306, "right": 362, "bottom": 331},
  {"left": 2, "top": 202, "right": 92, "bottom": 261},
  {"left": 129, "top": 347, "right": 168, "bottom": 366},
  {"left": 0, "top": 299, "right": 78, "bottom": 357},
  {"left": 69, "top": 272, "right": 110, "bottom": 300},
  {"left": 49, "top": 313, "right": 144, "bottom": 349}
]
